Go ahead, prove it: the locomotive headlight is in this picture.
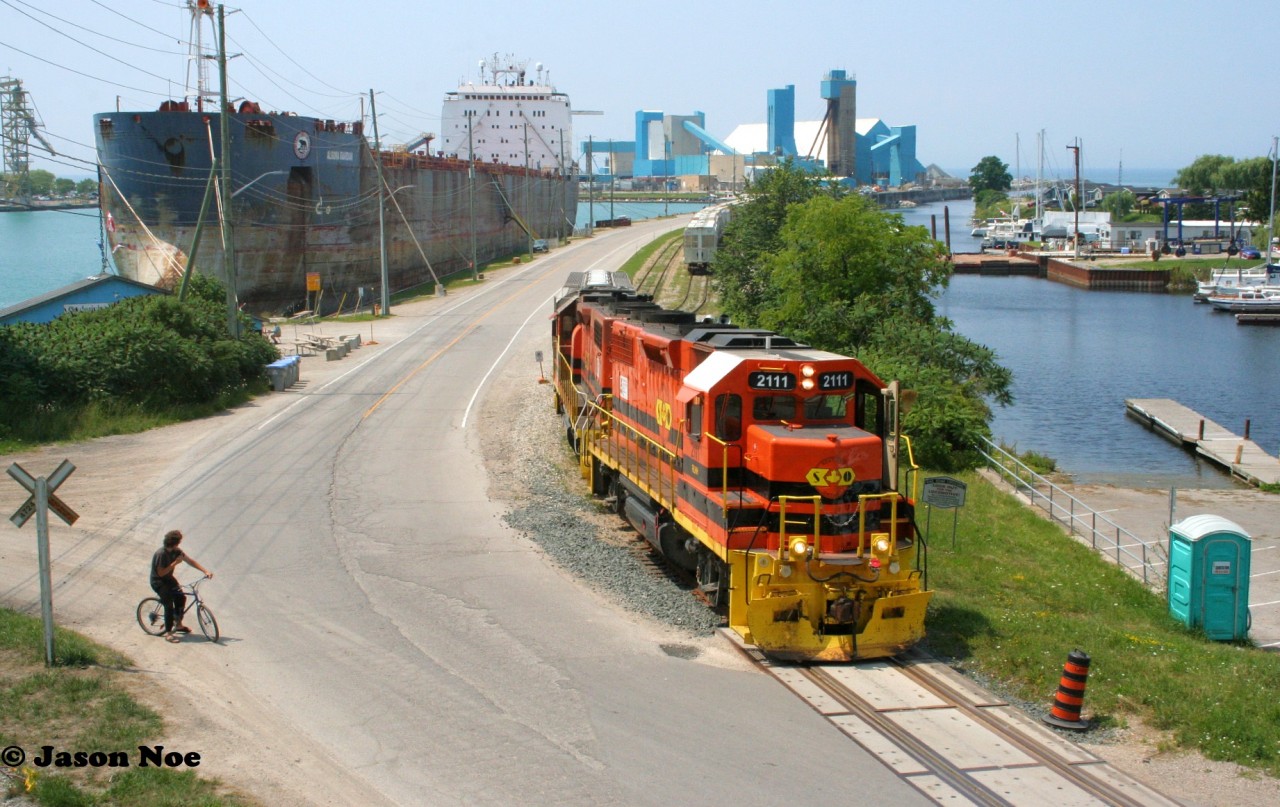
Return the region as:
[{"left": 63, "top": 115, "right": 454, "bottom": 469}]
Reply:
[
  {"left": 789, "top": 538, "right": 808, "bottom": 558},
  {"left": 874, "top": 537, "right": 891, "bottom": 554},
  {"left": 800, "top": 364, "right": 815, "bottom": 378},
  {"left": 800, "top": 378, "right": 816, "bottom": 391}
]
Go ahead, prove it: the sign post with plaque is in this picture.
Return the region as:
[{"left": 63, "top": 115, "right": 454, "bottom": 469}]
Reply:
[{"left": 921, "top": 475, "right": 967, "bottom": 550}]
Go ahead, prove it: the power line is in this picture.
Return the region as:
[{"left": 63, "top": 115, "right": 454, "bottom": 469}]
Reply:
[
  {"left": 1, "top": 0, "right": 185, "bottom": 56},
  {"left": 0, "top": 38, "right": 164, "bottom": 98}
]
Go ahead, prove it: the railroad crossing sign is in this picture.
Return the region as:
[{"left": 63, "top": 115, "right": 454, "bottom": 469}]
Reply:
[
  {"left": 8, "top": 460, "right": 77, "bottom": 666},
  {"left": 9, "top": 460, "right": 79, "bottom": 528}
]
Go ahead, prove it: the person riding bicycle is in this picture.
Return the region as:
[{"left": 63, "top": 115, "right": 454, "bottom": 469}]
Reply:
[{"left": 150, "top": 529, "right": 213, "bottom": 642}]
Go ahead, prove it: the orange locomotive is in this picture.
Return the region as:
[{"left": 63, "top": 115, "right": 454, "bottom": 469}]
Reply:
[{"left": 551, "top": 270, "right": 931, "bottom": 661}]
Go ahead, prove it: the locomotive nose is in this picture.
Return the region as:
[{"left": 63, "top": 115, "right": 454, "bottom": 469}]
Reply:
[{"left": 743, "top": 424, "right": 880, "bottom": 493}]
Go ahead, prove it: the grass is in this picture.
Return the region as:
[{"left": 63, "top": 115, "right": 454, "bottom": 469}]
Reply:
[
  {"left": 925, "top": 469, "right": 1280, "bottom": 775},
  {"left": 618, "top": 229, "right": 683, "bottom": 278},
  {"left": 0, "top": 609, "right": 248, "bottom": 806},
  {"left": 0, "top": 384, "right": 268, "bottom": 455}
]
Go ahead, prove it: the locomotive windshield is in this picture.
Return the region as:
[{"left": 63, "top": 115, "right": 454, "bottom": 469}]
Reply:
[{"left": 752, "top": 393, "right": 850, "bottom": 423}]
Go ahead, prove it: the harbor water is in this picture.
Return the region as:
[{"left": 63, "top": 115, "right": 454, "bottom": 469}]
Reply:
[{"left": 6, "top": 196, "right": 1277, "bottom": 487}]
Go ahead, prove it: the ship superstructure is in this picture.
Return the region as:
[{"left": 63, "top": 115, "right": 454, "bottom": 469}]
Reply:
[{"left": 439, "top": 55, "right": 574, "bottom": 173}]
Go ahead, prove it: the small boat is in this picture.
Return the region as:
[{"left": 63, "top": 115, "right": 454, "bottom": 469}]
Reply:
[
  {"left": 1193, "top": 265, "right": 1274, "bottom": 302},
  {"left": 1206, "top": 286, "right": 1280, "bottom": 313}
]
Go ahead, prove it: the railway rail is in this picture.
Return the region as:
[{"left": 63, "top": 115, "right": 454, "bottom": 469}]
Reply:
[{"left": 727, "top": 638, "right": 1178, "bottom": 806}]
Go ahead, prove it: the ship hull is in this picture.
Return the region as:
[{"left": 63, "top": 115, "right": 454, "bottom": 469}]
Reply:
[{"left": 95, "top": 110, "right": 577, "bottom": 312}]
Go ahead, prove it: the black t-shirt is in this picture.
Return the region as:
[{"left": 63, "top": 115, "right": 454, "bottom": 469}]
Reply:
[{"left": 150, "top": 547, "right": 183, "bottom": 587}]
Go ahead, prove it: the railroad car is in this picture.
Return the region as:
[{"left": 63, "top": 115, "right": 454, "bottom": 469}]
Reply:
[
  {"left": 550, "top": 269, "right": 931, "bottom": 661},
  {"left": 683, "top": 204, "right": 732, "bottom": 275}
]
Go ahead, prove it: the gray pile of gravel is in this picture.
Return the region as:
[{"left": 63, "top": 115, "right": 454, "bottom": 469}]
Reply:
[{"left": 492, "top": 383, "right": 722, "bottom": 636}]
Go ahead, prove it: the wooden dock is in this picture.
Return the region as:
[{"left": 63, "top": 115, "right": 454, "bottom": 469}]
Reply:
[
  {"left": 1235, "top": 312, "right": 1280, "bottom": 326},
  {"left": 1125, "top": 398, "right": 1280, "bottom": 486}
]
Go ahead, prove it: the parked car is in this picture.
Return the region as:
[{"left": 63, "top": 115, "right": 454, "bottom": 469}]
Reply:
[
  {"left": 1240, "top": 245, "right": 1262, "bottom": 260},
  {"left": 532, "top": 239, "right": 549, "bottom": 253}
]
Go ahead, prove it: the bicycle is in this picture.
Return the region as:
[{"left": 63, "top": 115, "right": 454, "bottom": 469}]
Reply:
[{"left": 136, "top": 575, "right": 219, "bottom": 642}]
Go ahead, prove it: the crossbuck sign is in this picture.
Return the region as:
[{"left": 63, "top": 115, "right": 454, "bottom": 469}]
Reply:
[{"left": 8, "top": 460, "right": 78, "bottom": 666}]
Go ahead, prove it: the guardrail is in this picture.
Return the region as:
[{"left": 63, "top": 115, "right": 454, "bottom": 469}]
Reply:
[{"left": 977, "top": 437, "right": 1167, "bottom": 591}]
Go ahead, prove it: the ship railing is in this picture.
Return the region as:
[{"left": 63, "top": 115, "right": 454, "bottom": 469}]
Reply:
[{"left": 977, "top": 436, "right": 1168, "bottom": 592}]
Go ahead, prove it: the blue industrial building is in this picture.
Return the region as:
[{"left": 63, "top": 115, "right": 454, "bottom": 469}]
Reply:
[
  {"left": 0, "top": 274, "right": 166, "bottom": 326},
  {"left": 585, "top": 68, "right": 929, "bottom": 188}
]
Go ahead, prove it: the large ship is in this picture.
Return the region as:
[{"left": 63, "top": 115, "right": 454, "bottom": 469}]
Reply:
[{"left": 95, "top": 3, "right": 576, "bottom": 313}]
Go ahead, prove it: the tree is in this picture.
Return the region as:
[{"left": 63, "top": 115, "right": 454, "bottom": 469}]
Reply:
[
  {"left": 1173, "top": 155, "right": 1236, "bottom": 194},
  {"left": 969, "top": 156, "right": 1012, "bottom": 194},
  {"left": 711, "top": 160, "right": 833, "bottom": 324},
  {"left": 714, "top": 180, "right": 1013, "bottom": 470},
  {"left": 1101, "top": 189, "right": 1136, "bottom": 219},
  {"left": 27, "top": 169, "right": 55, "bottom": 195},
  {"left": 53, "top": 178, "right": 75, "bottom": 196},
  {"left": 75, "top": 178, "right": 98, "bottom": 195},
  {"left": 973, "top": 189, "right": 1012, "bottom": 221}
]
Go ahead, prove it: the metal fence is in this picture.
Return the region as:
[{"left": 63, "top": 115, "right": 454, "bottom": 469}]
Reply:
[{"left": 977, "top": 437, "right": 1167, "bottom": 591}]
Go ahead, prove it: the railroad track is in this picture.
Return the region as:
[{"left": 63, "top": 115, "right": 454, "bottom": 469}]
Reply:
[{"left": 726, "top": 641, "right": 1178, "bottom": 807}]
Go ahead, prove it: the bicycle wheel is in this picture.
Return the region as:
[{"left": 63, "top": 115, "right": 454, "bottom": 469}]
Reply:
[
  {"left": 136, "top": 598, "right": 167, "bottom": 636},
  {"left": 196, "top": 604, "right": 219, "bottom": 642}
]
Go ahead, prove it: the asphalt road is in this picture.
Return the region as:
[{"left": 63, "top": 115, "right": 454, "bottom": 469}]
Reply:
[{"left": 2, "top": 219, "right": 929, "bottom": 806}]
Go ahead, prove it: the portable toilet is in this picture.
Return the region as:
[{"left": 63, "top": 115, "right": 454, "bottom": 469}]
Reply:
[{"left": 1168, "top": 515, "right": 1251, "bottom": 641}]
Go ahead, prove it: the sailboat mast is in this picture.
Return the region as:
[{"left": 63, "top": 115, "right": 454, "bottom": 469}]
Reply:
[{"left": 1268, "top": 136, "right": 1277, "bottom": 267}]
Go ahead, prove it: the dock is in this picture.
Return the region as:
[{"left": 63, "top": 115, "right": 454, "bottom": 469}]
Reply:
[
  {"left": 1125, "top": 398, "right": 1280, "bottom": 486},
  {"left": 950, "top": 252, "right": 1040, "bottom": 276},
  {"left": 1235, "top": 312, "right": 1280, "bottom": 326}
]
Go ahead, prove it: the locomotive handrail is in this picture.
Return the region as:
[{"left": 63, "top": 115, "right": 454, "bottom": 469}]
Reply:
[
  {"left": 777, "top": 495, "right": 822, "bottom": 561},
  {"left": 900, "top": 434, "right": 920, "bottom": 500},
  {"left": 858, "top": 492, "right": 902, "bottom": 558},
  {"left": 583, "top": 395, "right": 680, "bottom": 506},
  {"left": 703, "top": 433, "right": 734, "bottom": 516}
]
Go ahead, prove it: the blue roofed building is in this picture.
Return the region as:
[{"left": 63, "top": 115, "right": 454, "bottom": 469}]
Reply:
[{"left": 0, "top": 274, "right": 166, "bottom": 326}]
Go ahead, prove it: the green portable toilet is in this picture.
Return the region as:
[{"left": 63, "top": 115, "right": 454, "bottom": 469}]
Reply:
[{"left": 1168, "top": 515, "right": 1251, "bottom": 641}]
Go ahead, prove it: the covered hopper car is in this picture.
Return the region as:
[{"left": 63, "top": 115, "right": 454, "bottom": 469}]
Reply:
[{"left": 550, "top": 269, "right": 931, "bottom": 661}]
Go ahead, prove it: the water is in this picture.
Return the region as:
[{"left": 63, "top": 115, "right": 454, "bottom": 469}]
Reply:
[
  {"left": 574, "top": 200, "right": 706, "bottom": 230},
  {"left": 0, "top": 209, "right": 105, "bottom": 310}
]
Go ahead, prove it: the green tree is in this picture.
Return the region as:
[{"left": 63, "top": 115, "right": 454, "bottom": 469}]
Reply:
[
  {"left": 1101, "top": 189, "right": 1136, "bottom": 219},
  {"left": 27, "top": 169, "right": 55, "bottom": 195},
  {"left": 75, "top": 178, "right": 97, "bottom": 195},
  {"left": 53, "top": 178, "right": 75, "bottom": 196},
  {"left": 711, "top": 160, "right": 833, "bottom": 324},
  {"left": 714, "top": 179, "right": 1013, "bottom": 470},
  {"left": 1173, "top": 155, "right": 1236, "bottom": 194},
  {"left": 969, "top": 156, "right": 1012, "bottom": 194},
  {"left": 973, "top": 189, "right": 1012, "bottom": 221}
]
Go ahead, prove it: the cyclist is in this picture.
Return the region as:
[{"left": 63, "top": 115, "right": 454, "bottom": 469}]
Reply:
[{"left": 150, "top": 529, "right": 213, "bottom": 642}]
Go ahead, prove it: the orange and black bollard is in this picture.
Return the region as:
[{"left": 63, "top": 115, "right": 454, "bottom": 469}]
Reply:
[{"left": 1042, "top": 649, "right": 1091, "bottom": 731}]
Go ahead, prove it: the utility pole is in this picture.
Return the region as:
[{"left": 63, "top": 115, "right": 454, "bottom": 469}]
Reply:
[
  {"left": 524, "top": 120, "right": 532, "bottom": 255},
  {"left": 1067, "top": 138, "right": 1081, "bottom": 258},
  {"left": 587, "top": 136, "right": 594, "bottom": 236},
  {"left": 370, "top": 89, "right": 389, "bottom": 315},
  {"left": 1268, "top": 136, "right": 1278, "bottom": 264},
  {"left": 468, "top": 113, "right": 477, "bottom": 278},
  {"left": 216, "top": 5, "right": 237, "bottom": 337},
  {"left": 609, "top": 138, "right": 614, "bottom": 222}
]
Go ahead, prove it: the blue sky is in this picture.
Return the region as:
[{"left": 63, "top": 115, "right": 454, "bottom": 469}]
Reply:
[{"left": 2, "top": 0, "right": 1275, "bottom": 181}]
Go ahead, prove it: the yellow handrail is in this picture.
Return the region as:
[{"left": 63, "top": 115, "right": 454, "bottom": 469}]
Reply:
[{"left": 777, "top": 495, "right": 821, "bottom": 560}]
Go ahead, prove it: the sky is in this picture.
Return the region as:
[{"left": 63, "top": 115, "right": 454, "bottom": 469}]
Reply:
[{"left": 2, "top": 0, "right": 1276, "bottom": 183}]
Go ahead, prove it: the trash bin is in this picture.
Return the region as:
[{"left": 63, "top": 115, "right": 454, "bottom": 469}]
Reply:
[{"left": 1168, "top": 515, "right": 1251, "bottom": 641}]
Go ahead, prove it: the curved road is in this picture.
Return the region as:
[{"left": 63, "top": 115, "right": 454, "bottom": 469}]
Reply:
[{"left": 2, "top": 219, "right": 928, "bottom": 806}]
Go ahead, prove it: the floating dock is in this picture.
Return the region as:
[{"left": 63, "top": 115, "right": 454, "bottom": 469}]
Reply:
[
  {"left": 950, "top": 253, "right": 1040, "bottom": 276},
  {"left": 1125, "top": 398, "right": 1280, "bottom": 486},
  {"left": 1235, "top": 312, "right": 1280, "bottom": 326}
]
